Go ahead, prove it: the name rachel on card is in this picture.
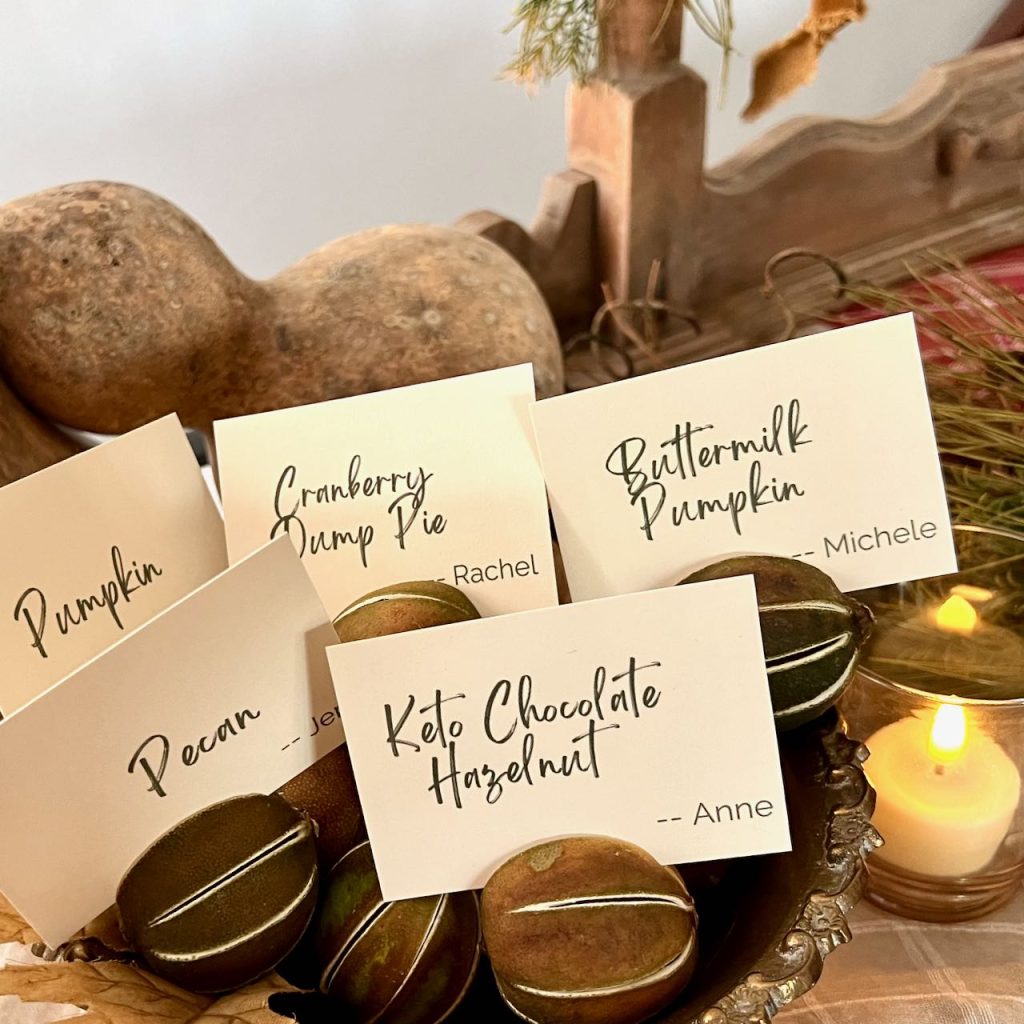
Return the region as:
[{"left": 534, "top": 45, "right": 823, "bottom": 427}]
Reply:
[
  {"left": 531, "top": 314, "right": 956, "bottom": 600},
  {"left": 215, "top": 365, "right": 557, "bottom": 619},
  {"left": 329, "top": 577, "right": 789, "bottom": 902}
]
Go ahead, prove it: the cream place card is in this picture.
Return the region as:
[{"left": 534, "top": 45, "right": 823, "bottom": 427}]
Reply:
[
  {"left": 215, "top": 365, "right": 557, "bottom": 619},
  {"left": 531, "top": 314, "right": 956, "bottom": 600},
  {"left": 0, "top": 415, "right": 226, "bottom": 719},
  {"left": 0, "top": 537, "right": 341, "bottom": 948},
  {"left": 329, "top": 577, "right": 790, "bottom": 901}
]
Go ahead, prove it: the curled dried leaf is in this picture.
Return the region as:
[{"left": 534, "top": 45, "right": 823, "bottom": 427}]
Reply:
[
  {"left": 185, "top": 973, "right": 302, "bottom": 1024},
  {"left": 0, "top": 960, "right": 209, "bottom": 1024},
  {"left": 0, "top": 893, "right": 39, "bottom": 946},
  {"left": 743, "top": 0, "right": 866, "bottom": 120}
]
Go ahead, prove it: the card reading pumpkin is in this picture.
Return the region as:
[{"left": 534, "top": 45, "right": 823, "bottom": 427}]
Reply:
[{"left": 0, "top": 415, "right": 226, "bottom": 718}]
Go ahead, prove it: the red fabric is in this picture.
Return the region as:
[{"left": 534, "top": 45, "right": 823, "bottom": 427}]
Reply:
[{"left": 824, "top": 245, "right": 1024, "bottom": 362}]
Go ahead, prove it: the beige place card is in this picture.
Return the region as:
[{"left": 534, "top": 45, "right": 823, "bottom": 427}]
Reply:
[
  {"left": 329, "top": 577, "right": 790, "bottom": 902},
  {"left": 214, "top": 365, "right": 557, "bottom": 620},
  {"left": 0, "top": 415, "right": 226, "bottom": 719},
  {"left": 0, "top": 537, "right": 340, "bottom": 948},
  {"left": 531, "top": 314, "right": 956, "bottom": 600}
]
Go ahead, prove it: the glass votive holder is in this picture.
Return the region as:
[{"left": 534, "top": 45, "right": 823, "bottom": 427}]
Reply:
[{"left": 840, "top": 525, "right": 1024, "bottom": 921}]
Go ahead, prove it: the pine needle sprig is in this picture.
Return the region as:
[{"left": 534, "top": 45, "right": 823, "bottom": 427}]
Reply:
[
  {"left": 505, "top": 0, "right": 599, "bottom": 84},
  {"left": 505, "top": 1, "right": 735, "bottom": 87},
  {"left": 820, "top": 259, "right": 1024, "bottom": 535}
]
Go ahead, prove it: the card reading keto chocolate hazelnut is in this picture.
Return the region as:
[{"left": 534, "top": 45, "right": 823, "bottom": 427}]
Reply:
[
  {"left": 0, "top": 537, "right": 340, "bottom": 948},
  {"left": 215, "top": 365, "right": 557, "bottom": 619},
  {"left": 329, "top": 576, "right": 790, "bottom": 902},
  {"left": 531, "top": 314, "right": 956, "bottom": 600},
  {"left": 0, "top": 414, "right": 227, "bottom": 718}
]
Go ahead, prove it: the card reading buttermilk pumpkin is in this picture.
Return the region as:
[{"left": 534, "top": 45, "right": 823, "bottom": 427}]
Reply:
[
  {"left": 215, "top": 365, "right": 557, "bottom": 619},
  {"left": 0, "top": 414, "right": 226, "bottom": 719},
  {"left": 531, "top": 314, "right": 956, "bottom": 600},
  {"left": 329, "top": 576, "right": 790, "bottom": 902},
  {"left": 0, "top": 537, "right": 341, "bottom": 948}
]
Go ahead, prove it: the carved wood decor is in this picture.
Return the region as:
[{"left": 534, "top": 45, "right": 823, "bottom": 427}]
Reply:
[
  {"left": 977, "top": 1, "right": 1024, "bottom": 48},
  {"left": 2, "top": 3, "right": 1023, "bottom": 486},
  {"left": 459, "top": 12, "right": 1024, "bottom": 369}
]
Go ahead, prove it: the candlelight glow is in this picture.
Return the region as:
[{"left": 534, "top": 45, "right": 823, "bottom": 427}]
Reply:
[
  {"left": 935, "top": 594, "right": 979, "bottom": 634},
  {"left": 949, "top": 584, "right": 995, "bottom": 605},
  {"left": 928, "top": 703, "right": 968, "bottom": 765}
]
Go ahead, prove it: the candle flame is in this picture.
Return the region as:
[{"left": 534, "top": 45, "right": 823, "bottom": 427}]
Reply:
[
  {"left": 928, "top": 703, "right": 967, "bottom": 765},
  {"left": 935, "top": 594, "right": 979, "bottom": 634}
]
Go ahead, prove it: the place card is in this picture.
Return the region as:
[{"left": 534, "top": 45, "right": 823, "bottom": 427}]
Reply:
[
  {"left": 215, "top": 365, "right": 557, "bottom": 619},
  {"left": 0, "top": 537, "right": 340, "bottom": 948},
  {"left": 0, "top": 415, "right": 226, "bottom": 718},
  {"left": 531, "top": 314, "right": 956, "bottom": 600},
  {"left": 329, "top": 577, "right": 790, "bottom": 901}
]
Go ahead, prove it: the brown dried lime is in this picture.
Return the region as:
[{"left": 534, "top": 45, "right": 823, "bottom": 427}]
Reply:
[
  {"left": 482, "top": 836, "right": 698, "bottom": 1024},
  {"left": 116, "top": 793, "right": 318, "bottom": 993},
  {"left": 278, "top": 744, "right": 366, "bottom": 868},
  {"left": 332, "top": 581, "right": 479, "bottom": 642}
]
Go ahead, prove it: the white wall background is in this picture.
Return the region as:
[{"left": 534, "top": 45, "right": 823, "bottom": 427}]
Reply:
[{"left": 0, "top": 1, "right": 1006, "bottom": 279}]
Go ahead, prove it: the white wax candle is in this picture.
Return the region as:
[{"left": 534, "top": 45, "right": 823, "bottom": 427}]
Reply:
[{"left": 865, "top": 713, "right": 1021, "bottom": 877}]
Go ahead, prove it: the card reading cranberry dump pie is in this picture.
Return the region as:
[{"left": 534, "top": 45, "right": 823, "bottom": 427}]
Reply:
[{"left": 215, "top": 365, "right": 557, "bottom": 619}]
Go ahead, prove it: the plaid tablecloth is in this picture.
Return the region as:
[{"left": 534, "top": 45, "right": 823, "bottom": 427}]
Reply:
[
  {"left": 3, "top": 889, "right": 1021, "bottom": 1023},
  {"left": 777, "top": 886, "right": 1024, "bottom": 1024}
]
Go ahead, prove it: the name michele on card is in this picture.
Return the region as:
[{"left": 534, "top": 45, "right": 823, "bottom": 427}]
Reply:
[
  {"left": 215, "top": 364, "right": 557, "bottom": 619},
  {"left": 0, "top": 415, "right": 227, "bottom": 718},
  {"left": 329, "top": 577, "right": 790, "bottom": 902},
  {"left": 531, "top": 314, "right": 956, "bottom": 600}
]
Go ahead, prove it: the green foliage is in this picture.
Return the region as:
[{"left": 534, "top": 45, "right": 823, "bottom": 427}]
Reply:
[
  {"left": 506, "top": 0, "right": 599, "bottom": 83},
  {"left": 506, "top": 0, "right": 734, "bottom": 85},
  {"left": 838, "top": 261, "right": 1024, "bottom": 535}
]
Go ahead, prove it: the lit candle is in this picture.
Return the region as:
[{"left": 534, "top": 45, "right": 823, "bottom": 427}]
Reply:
[
  {"left": 865, "top": 703, "right": 1021, "bottom": 877},
  {"left": 863, "top": 589, "right": 1024, "bottom": 701}
]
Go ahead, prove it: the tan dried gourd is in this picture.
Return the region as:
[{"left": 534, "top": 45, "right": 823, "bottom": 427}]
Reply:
[{"left": 0, "top": 181, "right": 564, "bottom": 484}]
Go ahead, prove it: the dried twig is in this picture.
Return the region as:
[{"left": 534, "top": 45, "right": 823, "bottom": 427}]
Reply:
[{"left": 564, "top": 260, "right": 701, "bottom": 389}]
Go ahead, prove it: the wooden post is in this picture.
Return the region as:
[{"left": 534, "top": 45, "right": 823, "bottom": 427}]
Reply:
[{"left": 568, "top": 0, "right": 707, "bottom": 307}]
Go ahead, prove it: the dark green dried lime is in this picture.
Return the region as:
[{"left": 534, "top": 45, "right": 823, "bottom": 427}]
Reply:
[
  {"left": 315, "top": 841, "right": 480, "bottom": 1023},
  {"left": 117, "top": 793, "right": 318, "bottom": 993},
  {"left": 682, "top": 555, "right": 874, "bottom": 729}
]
